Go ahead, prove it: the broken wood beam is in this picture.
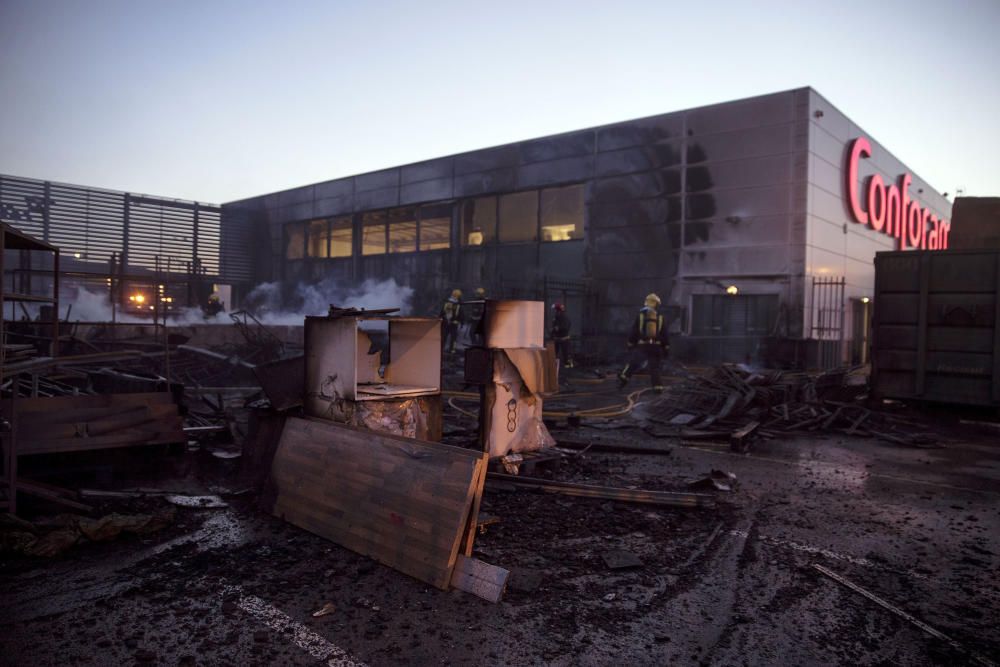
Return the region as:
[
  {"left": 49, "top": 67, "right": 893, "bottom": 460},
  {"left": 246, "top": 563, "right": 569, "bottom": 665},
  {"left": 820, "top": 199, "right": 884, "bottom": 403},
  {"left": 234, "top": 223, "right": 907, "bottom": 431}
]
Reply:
[
  {"left": 729, "top": 420, "right": 759, "bottom": 452},
  {"left": 17, "top": 478, "right": 94, "bottom": 512},
  {"left": 556, "top": 438, "right": 673, "bottom": 455},
  {"left": 486, "top": 473, "right": 715, "bottom": 508}
]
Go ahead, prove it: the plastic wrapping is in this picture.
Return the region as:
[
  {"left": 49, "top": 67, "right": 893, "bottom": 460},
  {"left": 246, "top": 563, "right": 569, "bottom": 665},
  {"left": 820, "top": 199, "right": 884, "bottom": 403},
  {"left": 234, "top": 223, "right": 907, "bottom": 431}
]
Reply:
[{"left": 485, "top": 351, "right": 555, "bottom": 458}]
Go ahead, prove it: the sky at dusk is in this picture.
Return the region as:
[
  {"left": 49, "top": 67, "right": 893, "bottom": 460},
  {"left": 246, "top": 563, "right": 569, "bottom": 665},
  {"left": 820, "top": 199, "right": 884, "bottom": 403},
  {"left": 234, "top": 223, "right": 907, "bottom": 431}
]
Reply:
[{"left": 1, "top": 0, "right": 998, "bottom": 204}]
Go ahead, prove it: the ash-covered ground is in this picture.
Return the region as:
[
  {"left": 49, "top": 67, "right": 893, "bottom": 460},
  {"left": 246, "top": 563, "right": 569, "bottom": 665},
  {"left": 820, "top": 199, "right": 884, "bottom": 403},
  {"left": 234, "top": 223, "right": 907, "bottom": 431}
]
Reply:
[{"left": 2, "top": 370, "right": 999, "bottom": 666}]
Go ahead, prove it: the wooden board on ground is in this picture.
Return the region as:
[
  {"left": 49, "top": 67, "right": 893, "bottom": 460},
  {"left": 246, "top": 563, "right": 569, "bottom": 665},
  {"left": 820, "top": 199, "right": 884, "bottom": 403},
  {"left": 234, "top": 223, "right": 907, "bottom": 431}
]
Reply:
[
  {"left": 4, "top": 392, "right": 185, "bottom": 455},
  {"left": 449, "top": 555, "right": 509, "bottom": 603},
  {"left": 268, "top": 416, "right": 488, "bottom": 590}
]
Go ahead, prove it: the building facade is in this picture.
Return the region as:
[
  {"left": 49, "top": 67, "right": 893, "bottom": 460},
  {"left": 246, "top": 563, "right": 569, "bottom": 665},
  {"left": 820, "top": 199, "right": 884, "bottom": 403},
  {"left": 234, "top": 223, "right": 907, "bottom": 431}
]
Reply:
[
  {"left": 2, "top": 87, "right": 944, "bottom": 366},
  {"left": 221, "top": 87, "right": 952, "bottom": 365}
]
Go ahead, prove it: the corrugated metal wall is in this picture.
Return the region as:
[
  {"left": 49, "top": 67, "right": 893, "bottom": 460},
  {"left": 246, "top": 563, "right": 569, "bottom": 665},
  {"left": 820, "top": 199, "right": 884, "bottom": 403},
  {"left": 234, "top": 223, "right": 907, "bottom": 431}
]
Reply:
[{"left": 0, "top": 174, "right": 221, "bottom": 276}]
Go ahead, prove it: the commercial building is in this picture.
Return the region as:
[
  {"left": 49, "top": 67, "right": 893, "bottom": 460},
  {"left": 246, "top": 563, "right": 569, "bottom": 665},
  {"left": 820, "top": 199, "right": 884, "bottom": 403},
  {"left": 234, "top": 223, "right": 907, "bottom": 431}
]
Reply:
[
  {"left": 221, "top": 87, "right": 951, "bottom": 365},
  {"left": 0, "top": 87, "right": 953, "bottom": 366}
]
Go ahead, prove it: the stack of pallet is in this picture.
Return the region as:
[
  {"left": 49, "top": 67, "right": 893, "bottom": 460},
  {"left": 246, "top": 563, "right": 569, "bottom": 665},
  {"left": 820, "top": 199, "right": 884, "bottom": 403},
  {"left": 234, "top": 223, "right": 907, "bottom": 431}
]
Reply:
[
  {"left": 266, "top": 417, "right": 507, "bottom": 600},
  {"left": 5, "top": 392, "right": 186, "bottom": 455}
]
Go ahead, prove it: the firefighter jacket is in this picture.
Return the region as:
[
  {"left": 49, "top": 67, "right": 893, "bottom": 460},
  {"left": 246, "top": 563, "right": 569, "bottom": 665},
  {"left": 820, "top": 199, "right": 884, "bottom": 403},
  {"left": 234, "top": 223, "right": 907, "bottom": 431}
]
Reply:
[
  {"left": 440, "top": 297, "right": 464, "bottom": 324},
  {"left": 627, "top": 307, "right": 668, "bottom": 347}
]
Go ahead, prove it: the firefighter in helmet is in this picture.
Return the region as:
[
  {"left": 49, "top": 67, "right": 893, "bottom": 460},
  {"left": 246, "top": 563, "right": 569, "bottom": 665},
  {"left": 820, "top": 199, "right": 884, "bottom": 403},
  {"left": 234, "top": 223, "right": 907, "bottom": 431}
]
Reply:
[
  {"left": 440, "top": 288, "right": 464, "bottom": 354},
  {"left": 551, "top": 302, "right": 573, "bottom": 368},
  {"left": 617, "top": 293, "right": 669, "bottom": 390},
  {"left": 203, "top": 292, "right": 224, "bottom": 318}
]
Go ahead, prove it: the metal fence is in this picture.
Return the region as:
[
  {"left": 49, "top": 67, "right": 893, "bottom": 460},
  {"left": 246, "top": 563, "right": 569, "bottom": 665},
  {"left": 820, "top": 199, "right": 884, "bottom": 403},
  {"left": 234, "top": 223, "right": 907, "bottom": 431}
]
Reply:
[
  {"left": 0, "top": 174, "right": 221, "bottom": 277},
  {"left": 810, "top": 276, "right": 845, "bottom": 369}
]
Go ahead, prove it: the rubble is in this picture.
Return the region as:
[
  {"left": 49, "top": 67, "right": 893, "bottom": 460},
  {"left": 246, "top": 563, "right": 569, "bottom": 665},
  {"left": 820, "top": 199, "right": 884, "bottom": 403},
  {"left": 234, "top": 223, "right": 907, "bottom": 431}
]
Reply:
[
  {"left": 2, "top": 290, "right": 998, "bottom": 664},
  {"left": 0, "top": 509, "right": 174, "bottom": 557},
  {"left": 635, "top": 364, "right": 942, "bottom": 451}
]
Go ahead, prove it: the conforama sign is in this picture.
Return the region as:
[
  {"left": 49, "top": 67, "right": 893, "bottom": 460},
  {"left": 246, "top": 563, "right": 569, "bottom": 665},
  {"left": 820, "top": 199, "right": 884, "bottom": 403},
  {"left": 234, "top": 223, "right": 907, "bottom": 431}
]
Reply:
[{"left": 846, "top": 137, "right": 950, "bottom": 250}]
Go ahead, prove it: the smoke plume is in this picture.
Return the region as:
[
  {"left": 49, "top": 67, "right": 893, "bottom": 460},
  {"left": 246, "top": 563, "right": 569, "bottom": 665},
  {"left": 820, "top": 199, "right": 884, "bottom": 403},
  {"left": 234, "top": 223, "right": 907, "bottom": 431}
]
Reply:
[{"left": 54, "top": 278, "right": 414, "bottom": 326}]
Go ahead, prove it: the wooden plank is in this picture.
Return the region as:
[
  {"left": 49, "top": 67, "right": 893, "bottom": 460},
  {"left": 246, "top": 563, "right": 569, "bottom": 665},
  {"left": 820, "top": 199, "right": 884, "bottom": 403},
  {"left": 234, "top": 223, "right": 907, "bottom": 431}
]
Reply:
[
  {"left": 486, "top": 473, "right": 716, "bottom": 508},
  {"left": 18, "top": 419, "right": 185, "bottom": 455},
  {"left": 3, "top": 391, "right": 174, "bottom": 415},
  {"left": 17, "top": 478, "right": 93, "bottom": 512},
  {"left": 729, "top": 420, "right": 759, "bottom": 452},
  {"left": 270, "top": 417, "right": 487, "bottom": 590},
  {"left": 460, "top": 459, "right": 487, "bottom": 557},
  {"left": 449, "top": 555, "right": 509, "bottom": 603},
  {"left": 299, "top": 415, "right": 484, "bottom": 461}
]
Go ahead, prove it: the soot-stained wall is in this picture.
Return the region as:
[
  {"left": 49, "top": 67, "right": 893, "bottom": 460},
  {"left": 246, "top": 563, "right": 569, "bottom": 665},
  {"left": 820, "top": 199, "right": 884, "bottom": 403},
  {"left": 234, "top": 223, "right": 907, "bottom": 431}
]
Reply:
[{"left": 220, "top": 87, "right": 950, "bottom": 364}]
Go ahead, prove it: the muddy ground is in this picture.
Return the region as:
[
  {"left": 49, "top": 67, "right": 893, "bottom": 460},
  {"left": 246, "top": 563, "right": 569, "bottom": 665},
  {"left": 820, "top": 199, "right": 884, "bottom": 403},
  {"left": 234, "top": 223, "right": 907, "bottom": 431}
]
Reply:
[{"left": 2, "top": 372, "right": 999, "bottom": 666}]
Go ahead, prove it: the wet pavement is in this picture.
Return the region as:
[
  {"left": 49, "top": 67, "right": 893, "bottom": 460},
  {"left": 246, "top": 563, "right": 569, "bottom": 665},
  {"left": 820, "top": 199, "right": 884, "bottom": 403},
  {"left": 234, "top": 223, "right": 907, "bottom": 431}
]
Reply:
[{"left": 2, "top": 385, "right": 999, "bottom": 666}]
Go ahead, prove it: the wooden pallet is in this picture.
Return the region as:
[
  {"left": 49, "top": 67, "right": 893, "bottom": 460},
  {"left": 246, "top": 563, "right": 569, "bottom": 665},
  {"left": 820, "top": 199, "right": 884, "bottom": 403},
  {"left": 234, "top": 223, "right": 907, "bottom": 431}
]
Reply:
[{"left": 268, "top": 416, "right": 488, "bottom": 590}]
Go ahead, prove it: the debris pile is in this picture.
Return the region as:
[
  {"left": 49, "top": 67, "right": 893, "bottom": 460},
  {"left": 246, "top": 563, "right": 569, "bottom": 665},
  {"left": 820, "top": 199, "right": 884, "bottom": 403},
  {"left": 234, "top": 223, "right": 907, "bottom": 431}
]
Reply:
[{"left": 637, "top": 364, "right": 939, "bottom": 450}]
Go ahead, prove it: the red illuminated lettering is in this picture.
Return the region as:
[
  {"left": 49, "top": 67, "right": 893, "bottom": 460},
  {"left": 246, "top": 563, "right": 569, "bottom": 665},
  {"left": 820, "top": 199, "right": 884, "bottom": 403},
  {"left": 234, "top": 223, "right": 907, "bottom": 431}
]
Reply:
[
  {"left": 847, "top": 138, "right": 871, "bottom": 225},
  {"left": 907, "top": 202, "right": 923, "bottom": 249},
  {"left": 927, "top": 214, "right": 939, "bottom": 249},
  {"left": 885, "top": 185, "right": 901, "bottom": 238},
  {"left": 919, "top": 209, "right": 931, "bottom": 249},
  {"left": 844, "top": 137, "right": 949, "bottom": 251},
  {"left": 867, "top": 174, "right": 886, "bottom": 231}
]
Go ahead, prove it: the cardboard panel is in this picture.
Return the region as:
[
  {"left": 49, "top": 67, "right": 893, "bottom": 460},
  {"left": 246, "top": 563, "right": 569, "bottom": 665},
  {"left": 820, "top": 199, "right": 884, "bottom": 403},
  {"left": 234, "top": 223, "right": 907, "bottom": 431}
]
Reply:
[
  {"left": 484, "top": 300, "right": 544, "bottom": 349},
  {"left": 388, "top": 319, "right": 441, "bottom": 390},
  {"left": 304, "top": 317, "right": 358, "bottom": 413}
]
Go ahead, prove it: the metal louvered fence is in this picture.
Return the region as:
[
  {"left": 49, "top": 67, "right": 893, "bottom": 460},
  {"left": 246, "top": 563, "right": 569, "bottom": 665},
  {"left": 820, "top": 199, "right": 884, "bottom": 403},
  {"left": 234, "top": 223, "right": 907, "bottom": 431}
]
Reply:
[{"left": 0, "top": 174, "right": 220, "bottom": 275}]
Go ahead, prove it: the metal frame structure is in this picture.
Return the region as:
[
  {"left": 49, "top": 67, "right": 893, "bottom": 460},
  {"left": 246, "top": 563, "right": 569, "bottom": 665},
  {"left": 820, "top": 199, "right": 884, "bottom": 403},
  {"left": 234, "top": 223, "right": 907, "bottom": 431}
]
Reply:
[{"left": 1, "top": 222, "right": 60, "bottom": 515}]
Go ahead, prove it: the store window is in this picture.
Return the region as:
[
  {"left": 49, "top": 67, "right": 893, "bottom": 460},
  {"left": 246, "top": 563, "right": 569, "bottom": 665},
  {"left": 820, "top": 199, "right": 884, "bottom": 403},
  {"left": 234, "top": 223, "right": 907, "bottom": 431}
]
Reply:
[
  {"left": 285, "top": 222, "right": 306, "bottom": 260},
  {"left": 307, "top": 219, "right": 330, "bottom": 258},
  {"left": 330, "top": 217, "right": 353, "bottom": 257},
  {"left": 461, "top": 197, "right": 497, "bottom": 246},
  {"left": 361, "top": 211, "right": 387, "bottom": 255},
  {"left": 540, "top": 185, "right": 584, "bottom": 242},
  {"left": 691, "top": 294, "right": 778, "bottom": 336},
  {"left": 418, "top": 203, "right": 451, "bottom": 250},
  {"left": 499, "top": 191, "right": 538, "bottom": 243},
  {"left": 388, "top": 207, "right": 418, "bottom": 254}
]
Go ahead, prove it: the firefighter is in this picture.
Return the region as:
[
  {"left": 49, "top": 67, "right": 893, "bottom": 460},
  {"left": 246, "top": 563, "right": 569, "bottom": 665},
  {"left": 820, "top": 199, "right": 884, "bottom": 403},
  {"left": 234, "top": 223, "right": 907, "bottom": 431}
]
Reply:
[
  {"left": 440, "top": 289, "right": 464, "bottom": 354},
  {"left": 203, "top": 292, "right": 224, "bottom": 318},
  {"left": 617, "top": 293, "right": 669, "bottom": 390},
  {"left": 467, "top": 286, "right": 487, "bottom": 346},
  {"left": 551, "top": 302, "right": 573, "bottom": 368}
]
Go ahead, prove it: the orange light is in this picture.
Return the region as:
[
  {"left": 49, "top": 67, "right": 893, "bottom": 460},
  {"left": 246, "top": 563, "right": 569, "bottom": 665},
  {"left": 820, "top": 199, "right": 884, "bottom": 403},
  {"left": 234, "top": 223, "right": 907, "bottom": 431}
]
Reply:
[{"left": 133, "top": 294, "right": 146, "bottom": 304}]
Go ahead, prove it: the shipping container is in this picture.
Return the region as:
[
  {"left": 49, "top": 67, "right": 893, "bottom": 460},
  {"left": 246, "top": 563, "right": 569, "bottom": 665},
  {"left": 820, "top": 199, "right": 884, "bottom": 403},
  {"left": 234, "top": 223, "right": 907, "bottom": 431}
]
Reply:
[{"left": 872, "top": 249, "right": 1000, "bottom": 407}]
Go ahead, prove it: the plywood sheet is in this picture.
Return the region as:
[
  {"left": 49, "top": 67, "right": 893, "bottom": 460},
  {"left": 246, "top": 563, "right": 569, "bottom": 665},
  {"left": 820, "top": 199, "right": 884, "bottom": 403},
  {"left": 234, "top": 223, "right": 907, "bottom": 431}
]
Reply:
[{"left": 269, "top": 417, "right": 487, "bottom": 589}]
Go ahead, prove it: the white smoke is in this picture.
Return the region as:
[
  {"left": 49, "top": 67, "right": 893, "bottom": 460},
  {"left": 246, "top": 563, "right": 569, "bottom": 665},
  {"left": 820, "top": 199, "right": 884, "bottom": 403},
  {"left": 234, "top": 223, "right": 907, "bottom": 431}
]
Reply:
[
  {"left": 64, "top": 286, "right": 146, "bottom": 323},
  {"left": 243, "top": 277, "right": 414, "bottom": 325},
  {"left": 54, "top": 278, "right": 413, "bottom": 326}
]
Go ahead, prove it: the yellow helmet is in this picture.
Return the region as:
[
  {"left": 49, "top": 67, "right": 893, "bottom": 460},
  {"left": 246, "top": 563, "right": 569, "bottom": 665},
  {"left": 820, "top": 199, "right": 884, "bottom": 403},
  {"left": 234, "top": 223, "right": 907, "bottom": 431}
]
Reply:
[
  {"left": 644, "top": 293, "right": 661, "bottom": 308},
  {"left": 451, "top": 289, "right": 463, "bottom": 299}
]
